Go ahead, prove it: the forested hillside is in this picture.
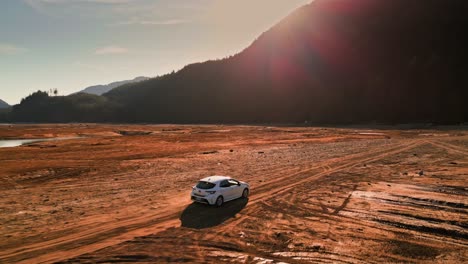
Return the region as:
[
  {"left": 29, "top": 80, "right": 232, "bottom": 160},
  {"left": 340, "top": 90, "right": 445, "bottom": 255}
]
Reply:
[{"left": 11, "top": 0, "right": 468, "bottom": 124}]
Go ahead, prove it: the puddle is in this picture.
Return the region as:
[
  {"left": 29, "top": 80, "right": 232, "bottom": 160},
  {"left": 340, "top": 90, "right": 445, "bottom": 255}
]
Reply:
[{"left": 0, "top": 137, "right": 81, "bottom": 148}]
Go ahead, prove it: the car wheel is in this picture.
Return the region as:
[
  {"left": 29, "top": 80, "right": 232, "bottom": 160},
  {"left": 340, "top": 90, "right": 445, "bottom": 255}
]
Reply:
[
  {"left": 215, "top": 196, "right": 224, "bottom": 207},
  {"left": 242, "top": 188, "right": 249, "bottom": 198}
]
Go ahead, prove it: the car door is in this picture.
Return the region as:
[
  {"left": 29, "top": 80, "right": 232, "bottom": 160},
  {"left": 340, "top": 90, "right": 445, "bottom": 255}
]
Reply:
[
  {"left": 219, "top": 180, "right": 234, "bottom": 200},
  {"left": 228, "top": 179, "right": 243, "bottom": 199}
]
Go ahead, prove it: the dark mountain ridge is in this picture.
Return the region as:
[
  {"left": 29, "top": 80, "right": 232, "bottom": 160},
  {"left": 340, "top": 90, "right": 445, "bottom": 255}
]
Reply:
[
  {"left": 0, "top": 99, "right": 9, "bottom": 109},
  {"left": 11, "top": 0, "right": 468, "bottom": 124},
  {"left": 76, "top": 76, "right": 149, "bottom": 96}
]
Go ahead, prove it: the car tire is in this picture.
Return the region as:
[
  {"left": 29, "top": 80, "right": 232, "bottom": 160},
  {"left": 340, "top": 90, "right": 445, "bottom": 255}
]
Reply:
[
  {"left": 215, "top": 196, "right": 224, "bottom": 207},
  {"left": 242, "top": 188, "right": 249, "bottom": 198}
]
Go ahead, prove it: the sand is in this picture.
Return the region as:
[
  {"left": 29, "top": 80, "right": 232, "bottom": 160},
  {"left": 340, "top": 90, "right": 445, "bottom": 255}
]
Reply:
[{"left": 0, "top": 124, "right": 466, "bottom": 263}]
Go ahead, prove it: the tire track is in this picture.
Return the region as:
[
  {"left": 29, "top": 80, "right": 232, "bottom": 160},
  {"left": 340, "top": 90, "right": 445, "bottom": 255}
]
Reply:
[
  {"left": 250, "top": 140, "right": 423, "bottom": 203},
  {"left": 214, "top": 139, "right": 466, "bottom": 263},
  {"left": 0, "top": 141, "right": 375, "bottom": 262},
  {"left": 219, "top": 140, "right": 424, "bottom": 232},
  {"left": 428, "top": 140, "right": 468, "bottom": 155},
  {"left": 0, "top": 207, "right": 183, "bottom": 264},
  {"left": 171, "top": 140, "right": 422, "bottom": 232},
  {"left": 0, "top": 139, "right": 424, "bottom": 264}
]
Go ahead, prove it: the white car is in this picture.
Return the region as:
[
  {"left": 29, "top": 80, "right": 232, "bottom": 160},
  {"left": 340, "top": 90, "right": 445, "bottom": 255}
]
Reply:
[{"left": 191, "top": 176, "right": 250, "bottom": 206}]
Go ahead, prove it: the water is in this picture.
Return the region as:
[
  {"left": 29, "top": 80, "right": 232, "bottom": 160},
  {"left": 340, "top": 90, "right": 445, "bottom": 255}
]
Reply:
[{"left": 0, "top": 137, "right": 79, "bottom": 148}]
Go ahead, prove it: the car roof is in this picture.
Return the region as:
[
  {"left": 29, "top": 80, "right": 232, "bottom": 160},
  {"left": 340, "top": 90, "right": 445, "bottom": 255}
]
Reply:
[{"left": 200, "top": 176, "right": 231, "bottom": 183}]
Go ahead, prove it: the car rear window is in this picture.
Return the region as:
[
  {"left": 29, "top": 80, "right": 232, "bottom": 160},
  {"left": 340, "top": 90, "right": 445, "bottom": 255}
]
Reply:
[{"left": 196, "top": 181, "right": 216, "bottom": 190}]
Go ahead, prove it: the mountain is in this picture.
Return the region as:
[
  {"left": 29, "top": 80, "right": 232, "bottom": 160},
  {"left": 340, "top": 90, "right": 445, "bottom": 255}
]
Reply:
[
  {"left": 11, "top": 0, "right": 468, "bottom": 124},
  {"left": 77, "top": 77, "right": 149, "bottom": 95},
  {"left": 104, "top": 0, "right": 468, "bottom": 124},
  {"left": 0, "top": 99, "right": 10, "bottom": 109}
]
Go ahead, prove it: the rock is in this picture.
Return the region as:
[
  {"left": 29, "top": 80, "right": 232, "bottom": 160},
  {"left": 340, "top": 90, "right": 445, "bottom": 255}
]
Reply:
[
  {"left": 418, "top": 170, "right": 424, "bottom": 176},
  {"left": 202, "top": 151, "right": 218, "bottom": 155}
]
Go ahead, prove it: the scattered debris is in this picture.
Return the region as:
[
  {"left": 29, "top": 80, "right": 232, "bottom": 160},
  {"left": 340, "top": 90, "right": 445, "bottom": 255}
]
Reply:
[{"left": 239, "top": 231, "right": 246, "bottom": 238}]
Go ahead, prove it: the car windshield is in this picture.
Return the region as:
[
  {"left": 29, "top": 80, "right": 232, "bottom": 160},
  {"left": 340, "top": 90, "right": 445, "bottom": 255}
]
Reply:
[{"left": 196, "top": 181, "right": 216, "bottom": 190}]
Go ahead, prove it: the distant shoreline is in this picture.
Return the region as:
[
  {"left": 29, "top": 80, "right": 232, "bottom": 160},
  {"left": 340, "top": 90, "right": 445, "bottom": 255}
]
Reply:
[{"left": 0, "top": 122, "right": 466, "bottom": 130}]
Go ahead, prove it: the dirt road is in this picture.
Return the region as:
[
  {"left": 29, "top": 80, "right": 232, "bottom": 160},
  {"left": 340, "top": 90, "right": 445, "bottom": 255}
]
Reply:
[{"left": 0, "top": 125, "right": 466, "bottom": 263}]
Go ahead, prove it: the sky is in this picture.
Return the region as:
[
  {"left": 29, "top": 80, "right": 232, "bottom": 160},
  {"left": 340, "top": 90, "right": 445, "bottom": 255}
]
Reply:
[{"left": 0, "top": 0, "right": 311, "bottom": 105}]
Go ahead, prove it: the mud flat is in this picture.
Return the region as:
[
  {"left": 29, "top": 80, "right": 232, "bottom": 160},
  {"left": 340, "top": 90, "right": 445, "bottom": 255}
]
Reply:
[{"left": 0, "top": 124, "right": 466, "bottom": 263}]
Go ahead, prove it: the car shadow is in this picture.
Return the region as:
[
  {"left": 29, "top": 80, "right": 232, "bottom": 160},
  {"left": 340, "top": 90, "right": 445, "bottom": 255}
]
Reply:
[{"left": 180, "top": 198, "right": 249, "bottom": 229}]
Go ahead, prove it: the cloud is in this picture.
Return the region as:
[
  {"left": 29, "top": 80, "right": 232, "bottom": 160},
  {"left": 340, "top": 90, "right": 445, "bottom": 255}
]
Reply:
[
  {"left": 25, "top": 0, "right": 196, "bottom": 27},
  {"left": 24, "top": 0, "right": 133, "bottom": 13},
  {"left": 0, "top": 44, "right": 28, "bottom": 55},
  {"left": 95, "top": 45, "right": 129, "bottom": 55},
  {"left": 26, "top": 0, "right": 133, "bottom": 5},
  {"left": 115, "top": 18, "right": 189, "bottom": 26}
]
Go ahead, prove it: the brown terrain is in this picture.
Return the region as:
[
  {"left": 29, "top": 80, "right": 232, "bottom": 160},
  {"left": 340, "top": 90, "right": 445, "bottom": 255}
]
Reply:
[{"left": 0, "top": 124, "right": 466, "bottom": 263}]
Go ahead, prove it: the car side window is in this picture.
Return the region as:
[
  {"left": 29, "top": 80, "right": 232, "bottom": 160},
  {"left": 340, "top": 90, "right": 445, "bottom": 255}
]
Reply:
[
  {"left": 228, "top": 180, "right": 240, "bottom": 186},
  {"left": 220, "top": 180, "right": 230, "bottom": 188}
]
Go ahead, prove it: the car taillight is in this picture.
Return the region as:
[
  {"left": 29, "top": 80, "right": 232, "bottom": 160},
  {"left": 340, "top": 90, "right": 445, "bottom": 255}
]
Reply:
[{"left": 207, "top": 191, "right": 216, "bottom": 194}]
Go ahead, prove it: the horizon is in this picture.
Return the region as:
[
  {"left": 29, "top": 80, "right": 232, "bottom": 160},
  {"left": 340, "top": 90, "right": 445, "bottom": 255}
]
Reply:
[{"left": 1, "top": 0, "right": 311, "bottom": 105}]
